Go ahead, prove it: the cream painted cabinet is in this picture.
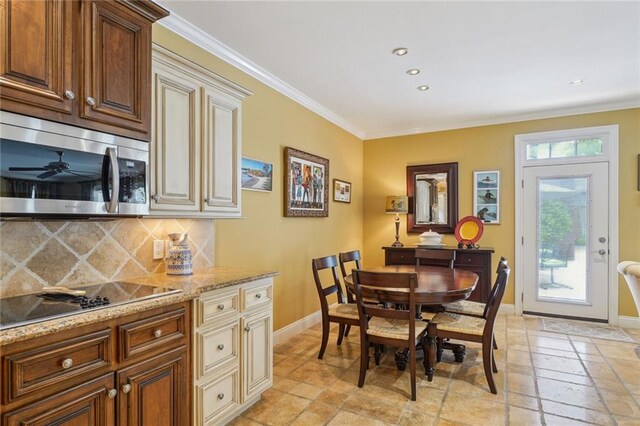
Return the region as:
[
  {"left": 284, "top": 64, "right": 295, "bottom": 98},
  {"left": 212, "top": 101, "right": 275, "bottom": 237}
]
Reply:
[
  {"left": 193, "top": 278, "right": 273, "bottom": 425},
  {"left": 151, "top": 44, "right": 251, "bottom": 217}
]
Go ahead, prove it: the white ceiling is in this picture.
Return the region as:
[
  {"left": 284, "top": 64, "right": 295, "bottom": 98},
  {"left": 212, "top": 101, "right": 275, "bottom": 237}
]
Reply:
[{"left": 157, "top": 1, "right": 640, "bottom": 140}]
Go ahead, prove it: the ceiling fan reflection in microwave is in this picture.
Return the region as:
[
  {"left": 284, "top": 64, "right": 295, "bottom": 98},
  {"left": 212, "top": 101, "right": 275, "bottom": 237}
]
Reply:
[{"left": 8, "top": 150, "right": 98, "bottom": 180}]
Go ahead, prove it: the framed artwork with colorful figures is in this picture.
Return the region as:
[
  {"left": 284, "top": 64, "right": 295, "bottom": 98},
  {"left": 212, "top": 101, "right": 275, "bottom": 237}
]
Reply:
[{"left": 284, "top": 147, "right": 329, "bottom": 217}]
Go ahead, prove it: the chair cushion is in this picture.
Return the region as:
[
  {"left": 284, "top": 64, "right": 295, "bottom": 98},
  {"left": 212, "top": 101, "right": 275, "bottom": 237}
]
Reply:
[
  {"left": 328, "top": 303, "right": 359, "bottom": 320},
  {"left": 443, "top": 300, "right": 485, "bottom": 316},
  {"left": 367, "top": 317, "right": 428, "bottom": 340},
  {"left": 432, "top": 312, "right": 486, "bottom": 336}
]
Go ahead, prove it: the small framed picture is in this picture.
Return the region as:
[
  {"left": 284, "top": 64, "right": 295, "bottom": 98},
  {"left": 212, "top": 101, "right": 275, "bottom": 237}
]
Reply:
[
  {"left": 333, "top": 179, "right": 351, "bottom": 203},
  {"left": 284, "top": 147, "right": 329, "bottom": 217},
  {"left": 474, "top": 171, "right": 500, "bottom": 224},
  {"left": 241, "top": 157, "right": 273, "bottom": 192}
]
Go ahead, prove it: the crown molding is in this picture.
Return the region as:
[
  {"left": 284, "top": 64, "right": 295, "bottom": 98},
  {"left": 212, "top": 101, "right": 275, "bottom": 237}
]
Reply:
[
  {"left": 364, "top": 100, "right": 640, "bottom": 140},
  {"left": 158, "top": 12, "right": 366, "bottom": 140}
]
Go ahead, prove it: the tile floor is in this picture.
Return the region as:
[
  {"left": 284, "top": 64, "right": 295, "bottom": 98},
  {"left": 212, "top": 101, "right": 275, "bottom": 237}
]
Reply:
[{"left": 230, "top": 315, "right": 640, "bottom": 425}]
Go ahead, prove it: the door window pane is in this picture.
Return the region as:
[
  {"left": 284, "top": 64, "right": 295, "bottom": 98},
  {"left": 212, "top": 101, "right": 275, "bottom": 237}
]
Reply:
[
  {"left": 577, "top": 138, "right": 603, "bottom": 156},
  {"left": 537, "top": 177, "right": 589, "bottom": 303},
  {"left": 550, "top": 141, "right": 576, "bottom": 158},
  {"left": 527, "top": 143, "right": 550, "bottom": 160}
]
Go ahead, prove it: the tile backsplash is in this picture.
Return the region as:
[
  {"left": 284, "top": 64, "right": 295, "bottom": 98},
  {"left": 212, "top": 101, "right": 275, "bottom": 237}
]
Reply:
[{"left": 0, "top": 218, "right": 215, "bottom": 298}]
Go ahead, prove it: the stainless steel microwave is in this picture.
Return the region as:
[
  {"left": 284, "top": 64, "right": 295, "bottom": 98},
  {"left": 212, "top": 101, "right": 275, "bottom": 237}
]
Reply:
[{"left": 0, "top": 111, "right": 149, "bottom": 217}]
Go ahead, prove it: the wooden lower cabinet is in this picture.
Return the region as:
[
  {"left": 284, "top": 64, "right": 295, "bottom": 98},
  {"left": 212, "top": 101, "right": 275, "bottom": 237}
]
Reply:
[{"left": 0, "top": 302, "right": 191, "bottom": 426}]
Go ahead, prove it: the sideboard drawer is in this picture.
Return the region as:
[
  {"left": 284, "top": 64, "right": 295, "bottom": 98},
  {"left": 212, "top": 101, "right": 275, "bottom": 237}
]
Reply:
[
  {"left": 118, "top": 307, "right": 187, "bottom": 362},
  {"left": 195, "top": 320, "right": 238, "bottom": 379},
  {"left": 455, "top": 254, "right": 485, "bottom": 266},
  {"left": 240, "top": 280, "right": 272, "bottom": 312},
  {"left": 385, "top": 250, "right": 416, "bottom": 265},
  {"left": 3, "top": 329, "right": 111, "bottom": 403},
  {"left": 196, "top": 289, "right": 239, "bottom": 327}
]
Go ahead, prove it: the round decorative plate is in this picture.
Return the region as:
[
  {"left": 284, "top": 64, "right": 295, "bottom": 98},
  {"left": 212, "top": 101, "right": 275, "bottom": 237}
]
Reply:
[{"left": 454, "top": 216, "right": 484, "bottom": 245}]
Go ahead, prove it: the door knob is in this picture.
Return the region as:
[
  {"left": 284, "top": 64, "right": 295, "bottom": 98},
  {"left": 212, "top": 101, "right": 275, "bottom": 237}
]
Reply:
[
  {"left": 154, "top": 329, "right": 162, "bottom": 338},
  {"left": 107, "top": 389, "right": 118, "bottom": 399},
  {"left": 592, "top": 249, "right": 606, "bottom": 255},
  {"left": 86, "top": 96, "right": 96, "bottom": 106},
  {"left": 64, "top": 90, "right": 75, "bottom": 100},
  {"left": 151, "top": 194, "right": 159, "bottom": 201},
  {"left": 61, "top": 358, "right": 73, "bottom": 369},
  {"left": 121, "top": 384, "right": 132, "bottom": 393}
]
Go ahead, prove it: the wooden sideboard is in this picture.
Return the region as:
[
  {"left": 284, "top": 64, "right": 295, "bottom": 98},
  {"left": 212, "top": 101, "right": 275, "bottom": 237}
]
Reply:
[{"left": 382, "top": 246, "right": 495, "bottom": 303}]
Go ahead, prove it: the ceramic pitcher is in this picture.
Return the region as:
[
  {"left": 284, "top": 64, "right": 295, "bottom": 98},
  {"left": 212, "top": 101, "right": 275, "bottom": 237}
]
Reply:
[{"left": 167, "top": 233, "right": 193, "bottom": 275}]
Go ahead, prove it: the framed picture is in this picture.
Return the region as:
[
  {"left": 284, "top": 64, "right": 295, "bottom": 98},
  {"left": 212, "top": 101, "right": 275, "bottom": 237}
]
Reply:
[
  {"left": 241, "top": 156, "right": 273, "bottom": 192},
  {"left": 284, "top": 147, "right": 329, "bottom": 217},
  {"left": 474, "top": 170, "right": 500, "bottom": 224},
  {"left": 333, "top": 179, "right": 351, "bottom": 203}
]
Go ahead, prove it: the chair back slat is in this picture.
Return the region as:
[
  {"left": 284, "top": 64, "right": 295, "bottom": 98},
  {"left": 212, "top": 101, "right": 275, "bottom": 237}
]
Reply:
[
  {"left": 312, "top": 255, "right": 347, "bottom": 310},
  {"left": 352, "top": 269, "right": 417, "bottom": 338},
  {"left": 339, "top": 250, "right": 362, "bottom": 278},
  {"left": 482, "top": 257, "right": 508, "bottom": 317},
  {"left": 415, "top": 248, "right": 456, "bottom": 268},
  {"left": 483, "top": 264, "right": 510, "bottom": 334}
]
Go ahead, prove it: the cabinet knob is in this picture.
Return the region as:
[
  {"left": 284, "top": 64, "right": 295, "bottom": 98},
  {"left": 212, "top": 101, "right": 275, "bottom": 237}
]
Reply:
[
  {"left": 86, "top": 96, "right": 96, "bottom": 106},
  {"left": 61, "top": 358, "right": 73, "bottom": 369},
  {"left": 217, "top": 304, "right": 225, "bottom": 311},
  {"left": 151, "top": 194, "right": 159, "bottom": 201},
  {"left": 64, "top": 90, "right": 75, "bottom": 100},
  {"left": 107, "top": 389, "right": 118, "bottom": 399},
  {"left": 217, "top": 393, "right": 225, "bottom": 400},
  {"left": 121, "top": 384, "right": 132, "bottom": 394},
  {"left": 204, "top": 198, "right": 210, "bottom": 203},
  {"left": 244, "top": 325, "right": 251, "bottom": 332},
  {"left": 217, "top": 344, "right": 224, "bottom": 350},
  {"left": 154, "top": 329, "right": 162, "bottom": 338},
  {"left": 255, "top": 293, "right": 262, "bottom": 299}
]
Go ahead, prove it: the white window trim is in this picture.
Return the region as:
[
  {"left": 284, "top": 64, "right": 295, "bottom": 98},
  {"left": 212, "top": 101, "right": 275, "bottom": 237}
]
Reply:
[{"left": 514, "top": 125, "right": 619, "bottom": 324}]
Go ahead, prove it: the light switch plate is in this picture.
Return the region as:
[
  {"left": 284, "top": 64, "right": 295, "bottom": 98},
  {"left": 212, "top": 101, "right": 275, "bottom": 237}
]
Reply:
[{"left": 153, "top": 240, "right": 165, "bottom": 260}]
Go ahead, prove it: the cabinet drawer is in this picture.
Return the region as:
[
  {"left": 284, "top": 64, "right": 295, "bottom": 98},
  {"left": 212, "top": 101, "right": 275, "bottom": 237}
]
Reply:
[
  {"left": 240, "top": 280, "right": 272, "bottom": 312},
  {"left": 196, "top": 367, "right": 240, "bottom": 425},
  {"left": 386, "top": 250, "right": 415, "bottom": 265},
  {"left": 196, "top": 289, "right": 239, "bottom": 327},
  {"left": 195, "top": 320, "right": 238, "bottom": 379},
  {"left": 455, "top": 254, "right": 485, "bottom": 266},
  {"left": 118, "top": 308, "right": 187, "bottom": 362},
  {"left": 3, "top": 329, "right": 111, "bottom": 403}
]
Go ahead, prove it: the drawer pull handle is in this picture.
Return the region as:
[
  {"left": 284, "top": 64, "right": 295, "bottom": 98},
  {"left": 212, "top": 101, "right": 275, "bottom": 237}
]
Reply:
[
  {"left": 64, "top": 90, "right": 75, "bottom": 100},
  {"left": 62, "top": 358, "right": 73, "bottom": 369},
  {"left": 217, "top": 304, "right": 225, "bottom": 311},
  {"left": 217, "top": 344, "right": 225, "bottom": 350},
  {"left": 255, "top": 293, "right": 262, "bottom": 299},
  {"left": 244, "top": 325, "right": 251, "bottom": 332},
  {"left": 107, "top": 389, "right": 118, "bottom": 399},
  {"left": 122, "top": 384, "right": 132, "bottom": 394},
  {"left": 151, "top": 194, "right": 159, "bottom": 201},
  {"left": 154, "top": 329, "right": 162, "bottom": 338},
  {"left": 217, "top": 393, "right": 224, "bottom": 400},
  {"left": 86, "top": 96, "right": 96, "bottom": 106}
]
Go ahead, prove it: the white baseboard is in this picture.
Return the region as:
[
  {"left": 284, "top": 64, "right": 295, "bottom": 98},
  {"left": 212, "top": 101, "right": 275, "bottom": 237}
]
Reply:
[
  {"left": 499, "top": 303, "right": 515, "bottom": 315},
  {"left": 618, "top": 315, "right": 640, "bottom": 329},
  {"left": 274, "top": 308, "right": 322, "bottom": 345}
]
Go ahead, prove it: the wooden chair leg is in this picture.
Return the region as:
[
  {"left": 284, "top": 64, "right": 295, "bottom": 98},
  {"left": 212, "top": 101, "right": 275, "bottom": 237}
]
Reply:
[
  {"left": 483, "top": 339, "right": 497, "bottom": 394},
  {"left": 492, "top": 349, "right": 498, "bottom": 373},
  {"left": 493, "top": 336, "right": 498, "bottom": 350},
  {"left": 358, "top": 335, "right": 369, "bottom": 388},
  {"left": 344, "top": 325, "right": 351, "bottom": 337},
  {"left": 337, "top": 324, "right": 345, "bottom": 346},
  {"left": 436, "top": 337, "right": 444, "bottom": 363},
  {"left": 409, "top": 345, "right": 417, "bottom": 401},
  {"left": 374, "top": 344, "right": 382, "bottom": 365},
  {"left": 318, "top": 317, "right": 330, "bottom": 359}
]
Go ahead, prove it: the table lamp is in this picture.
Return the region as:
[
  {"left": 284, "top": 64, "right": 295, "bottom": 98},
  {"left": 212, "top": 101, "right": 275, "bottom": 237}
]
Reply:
[{"left": 386, "top": 195, "right": 408, "bottom": 247}]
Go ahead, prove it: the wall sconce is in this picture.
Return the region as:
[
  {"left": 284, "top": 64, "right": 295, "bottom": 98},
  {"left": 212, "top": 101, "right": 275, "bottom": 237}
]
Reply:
[{"left": 385, "top": 195, "right": 408, "bottom": 247}]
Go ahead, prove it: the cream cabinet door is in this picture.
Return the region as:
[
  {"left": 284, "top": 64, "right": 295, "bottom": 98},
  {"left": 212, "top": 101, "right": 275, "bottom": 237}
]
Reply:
[
  {"left": 241, "top": 309, "right": 272, "bottom": 402},
  {"left": 201, "top": 84, "right": 241, "bottom": 217},
  {"left": 150, "top": 59, "right": 201, "bottom": 212}
]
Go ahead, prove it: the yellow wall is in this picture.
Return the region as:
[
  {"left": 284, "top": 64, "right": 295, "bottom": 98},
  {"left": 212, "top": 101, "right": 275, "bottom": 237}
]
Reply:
[
  {"left": 364, "top": 109, "right": 640, "bottom": 317},
  {"left": 152, "top": 26, "right": 364, "bottom": 331}
]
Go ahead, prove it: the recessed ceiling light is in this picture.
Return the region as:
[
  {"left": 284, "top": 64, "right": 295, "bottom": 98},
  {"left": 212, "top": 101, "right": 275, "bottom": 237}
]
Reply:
[
  {"left": 417, "top": 85, "right": 429, "bottom": 91},
  {"left": 392, "top": 47, "right": 408, "bottom": 56},
  {"left": 406, "top": 69, "right": 420, "bottom": 76},
  {"left": 570, "top": 79, "right": 586, "bottom": 85}
]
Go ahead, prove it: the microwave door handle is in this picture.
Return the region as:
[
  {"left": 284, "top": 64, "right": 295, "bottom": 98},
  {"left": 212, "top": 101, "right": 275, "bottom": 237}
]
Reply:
[{"left": 106, "top": 148, "right": 119, "bottom": 213}]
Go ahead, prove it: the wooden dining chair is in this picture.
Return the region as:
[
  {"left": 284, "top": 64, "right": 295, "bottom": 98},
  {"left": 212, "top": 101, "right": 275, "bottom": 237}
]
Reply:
[
  {"left": 312, "top": 255, "right": 360, "bottom": 359},
  {"left": 431, "top": 264, "right": 511, "bottom": 394},
  {"left": 352, "top": 269, "right": 431, "bottom": 401},
  {"left": 338, "top": 250, "right": 363, "bottom": 336},
  {"left": 443, "top": 257, "right": 508, "bottom": 350},
  {"left": 415, "top": 248, "right": 456, "bottom": 268}
]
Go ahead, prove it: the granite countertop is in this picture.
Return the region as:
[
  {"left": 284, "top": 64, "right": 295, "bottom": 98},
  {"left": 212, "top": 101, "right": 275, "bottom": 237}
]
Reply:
[{"left": 0, "top": 266, "right": 279, "bottom": 346}]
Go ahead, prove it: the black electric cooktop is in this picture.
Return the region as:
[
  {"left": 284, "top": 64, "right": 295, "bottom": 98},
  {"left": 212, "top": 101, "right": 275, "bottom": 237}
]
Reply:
[{"left": 0, "top": 281, "right": 180, "bottom": 330}]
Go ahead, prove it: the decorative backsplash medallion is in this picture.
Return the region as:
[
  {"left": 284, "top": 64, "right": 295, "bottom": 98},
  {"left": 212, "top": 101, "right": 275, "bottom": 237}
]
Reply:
[{"left": 0, "top": 218, "right": 215, "bottom": 298}]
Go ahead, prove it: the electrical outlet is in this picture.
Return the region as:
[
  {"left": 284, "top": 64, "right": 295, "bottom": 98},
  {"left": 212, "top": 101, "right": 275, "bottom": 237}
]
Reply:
[{"left": 152, "top": 240, "right": 165, "bottom": 260}]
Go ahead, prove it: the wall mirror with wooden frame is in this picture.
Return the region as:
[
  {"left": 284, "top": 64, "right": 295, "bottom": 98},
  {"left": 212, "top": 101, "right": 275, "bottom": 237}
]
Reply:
[{"left": 406, "top": 162, "right": 458, "bottom": 234}]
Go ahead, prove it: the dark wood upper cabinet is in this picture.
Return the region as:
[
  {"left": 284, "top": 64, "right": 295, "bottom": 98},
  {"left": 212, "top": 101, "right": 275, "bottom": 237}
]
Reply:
[
  {"left": 0, "top": 0, "right": 74, "bottom": 115},
  {"left": 0, "top": 0, "right": 169, "bottom": 141}
]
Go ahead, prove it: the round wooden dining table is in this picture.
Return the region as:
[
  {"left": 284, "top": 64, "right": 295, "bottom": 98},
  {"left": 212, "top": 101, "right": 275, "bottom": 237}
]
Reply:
[{"left": 344, "top": 265, "right": 479, "bottom": 378}]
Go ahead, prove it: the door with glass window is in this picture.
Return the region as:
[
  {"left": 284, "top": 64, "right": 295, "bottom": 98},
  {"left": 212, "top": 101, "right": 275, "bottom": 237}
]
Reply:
[{"left": 522, "top": 162, "right": 609, "bottom": 320}]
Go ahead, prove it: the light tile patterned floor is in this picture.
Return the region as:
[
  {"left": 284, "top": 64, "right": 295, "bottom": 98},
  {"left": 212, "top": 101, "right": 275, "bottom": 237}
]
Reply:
[{"left": 230, "top": 315, "right": 640, "bottom": 425}]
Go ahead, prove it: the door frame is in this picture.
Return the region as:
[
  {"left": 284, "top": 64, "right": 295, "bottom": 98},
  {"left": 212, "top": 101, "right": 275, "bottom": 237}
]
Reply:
[{"left": 514, "top": 125, "right": 619, "bottom": 324}]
